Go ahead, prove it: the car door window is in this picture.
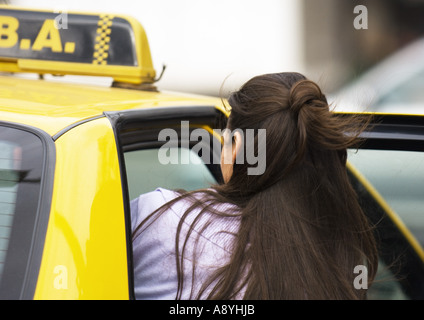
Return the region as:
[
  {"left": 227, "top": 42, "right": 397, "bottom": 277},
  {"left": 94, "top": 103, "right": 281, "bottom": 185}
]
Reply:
[
  {"left": 0, "top": 125, "right": 47, "bottom": 299},
  {"left": 124, "top": 147, "right": 217, "bottom": 201},
  {"left": 348, "top": 149, "right": 424, "bottom": 246},
  {"left": 109, "top": 106, "right": 226, "bottom": 299},
  {"left": 347, "top": 148, "right": 424, "bottom": 300},
  {"left": 367, "top": 260, "right": 408, "bottom": 300},
  {"left": 0, "top": 140, "right": 20, "bottom": 281}
]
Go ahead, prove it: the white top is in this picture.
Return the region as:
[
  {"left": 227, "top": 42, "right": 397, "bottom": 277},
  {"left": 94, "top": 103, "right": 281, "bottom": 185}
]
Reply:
[{"left": 130, "top": 188, "right": 240, "bottom": 300}]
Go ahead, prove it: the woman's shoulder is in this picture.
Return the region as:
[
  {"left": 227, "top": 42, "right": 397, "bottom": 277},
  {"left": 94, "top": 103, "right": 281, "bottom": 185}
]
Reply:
[
  {"left": 130, "top": 187, "right": 240, "bottom": 251},
  {"left": 130, "top": 188, "right": 179, "bottom": 230}
]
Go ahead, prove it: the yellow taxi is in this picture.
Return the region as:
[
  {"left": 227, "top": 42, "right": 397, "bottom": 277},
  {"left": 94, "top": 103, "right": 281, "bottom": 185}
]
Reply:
[{"left": 0, "top": 6, "right": 423, "bottom": 300}]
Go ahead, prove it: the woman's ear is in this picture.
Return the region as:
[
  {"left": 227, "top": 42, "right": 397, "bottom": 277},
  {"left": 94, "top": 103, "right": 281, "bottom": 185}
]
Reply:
[{"left": 232, "top": 130, "right": 243, "bottom": 164}]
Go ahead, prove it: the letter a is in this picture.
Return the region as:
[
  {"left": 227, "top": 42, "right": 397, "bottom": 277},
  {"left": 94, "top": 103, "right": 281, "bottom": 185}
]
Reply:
[
  {"left": 353, "top": 5, "right": 368, "bottom": 30},
  {"left": 158, "top": 128, "right": 179, "bottom": 164},
  {"left": 53, "top": 265, "right": 68, "bottom": 290},
  {"left": 353, "top": 265, "right": 368, "bottom": 289},
  {"left": 32, "top": 19, "right": 63, "bottom": 52},
  {"left": 55, "top": 12, "right": 68, "bottom": 30}
]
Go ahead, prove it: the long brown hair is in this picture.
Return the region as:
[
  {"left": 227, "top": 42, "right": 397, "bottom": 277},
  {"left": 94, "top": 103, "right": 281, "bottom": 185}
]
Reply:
[{"left": 133, "top": 72, "right": 378, "bottom": 300}]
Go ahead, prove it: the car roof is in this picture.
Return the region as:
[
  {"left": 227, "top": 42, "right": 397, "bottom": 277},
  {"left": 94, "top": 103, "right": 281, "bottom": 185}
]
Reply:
[{"left": 0, "top": 75, "right": 225, "bottom": 136}]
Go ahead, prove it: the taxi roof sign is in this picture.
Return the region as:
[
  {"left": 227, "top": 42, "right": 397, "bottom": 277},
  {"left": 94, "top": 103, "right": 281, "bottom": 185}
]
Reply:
[{"left": 0, "top": 6, "right": 156, "bottom": 84}]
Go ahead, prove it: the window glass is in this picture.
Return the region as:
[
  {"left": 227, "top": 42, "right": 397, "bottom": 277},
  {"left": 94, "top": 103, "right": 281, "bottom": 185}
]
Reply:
[
  {"left": 0, "top": 126, "right": 45, "bottom": 299},
  {"left": 367, "top": 260, "right": 408, "bottom": 300},
  {"left": 348, "top": 149, "right": 424, "bottom": 246},
  {"left": 124, "top": 147, "right": 217, "bottom": 201},
  {"left": 0, "top": 140, "right": 21, "bottom": 279},
  {"left": 348, "top": 149, "right": 424, "bottom": 300}
]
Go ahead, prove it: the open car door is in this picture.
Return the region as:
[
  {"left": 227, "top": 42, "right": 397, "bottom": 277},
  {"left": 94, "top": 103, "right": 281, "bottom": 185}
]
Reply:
[
  {"left": 111, "top": 106, "right": 424, "bottom": 300},
  {"left": 346, "top": 113, "right": 424, "bottom": 299}
]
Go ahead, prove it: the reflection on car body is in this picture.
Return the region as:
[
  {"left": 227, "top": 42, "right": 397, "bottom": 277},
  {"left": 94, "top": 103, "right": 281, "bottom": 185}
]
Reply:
[{"left": 0, "top": 6, "right": 423, "bottom": 300}]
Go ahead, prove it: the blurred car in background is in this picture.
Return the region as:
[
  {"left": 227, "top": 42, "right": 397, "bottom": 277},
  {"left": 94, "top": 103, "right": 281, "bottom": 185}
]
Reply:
[{"left": 331, "top": 37, "right": 424, "bottom": 114}]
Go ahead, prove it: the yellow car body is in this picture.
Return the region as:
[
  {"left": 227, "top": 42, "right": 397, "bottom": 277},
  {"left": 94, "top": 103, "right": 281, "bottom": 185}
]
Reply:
[
  {"left": 0, "top": 6, "right": 227, "bottom": 299},
  {"left": 0, "top": 72, "right": 227, "bottom": 300},
  {"left": 0, "top": 6, "right": 423, "bottom": 300}
]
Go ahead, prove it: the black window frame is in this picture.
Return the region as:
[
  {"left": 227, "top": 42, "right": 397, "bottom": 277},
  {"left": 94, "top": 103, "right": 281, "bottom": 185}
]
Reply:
[{"left": 106, "top": 105, "right": 226, "bottom": 300}]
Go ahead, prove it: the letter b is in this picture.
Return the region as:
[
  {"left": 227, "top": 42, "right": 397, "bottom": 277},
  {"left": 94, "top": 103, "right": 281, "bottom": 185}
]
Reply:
[
  {"left": 0, "top": 16, "right": 19, "bottom": 48},
  {"left": 247, "top": 305, "right": 254, "bottom": 315}
]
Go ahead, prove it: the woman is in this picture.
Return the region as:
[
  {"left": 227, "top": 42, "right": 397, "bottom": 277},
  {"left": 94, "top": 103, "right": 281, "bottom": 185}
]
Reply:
[{"left": 131, "top": 72, "right": 378, "bottom": 300}]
